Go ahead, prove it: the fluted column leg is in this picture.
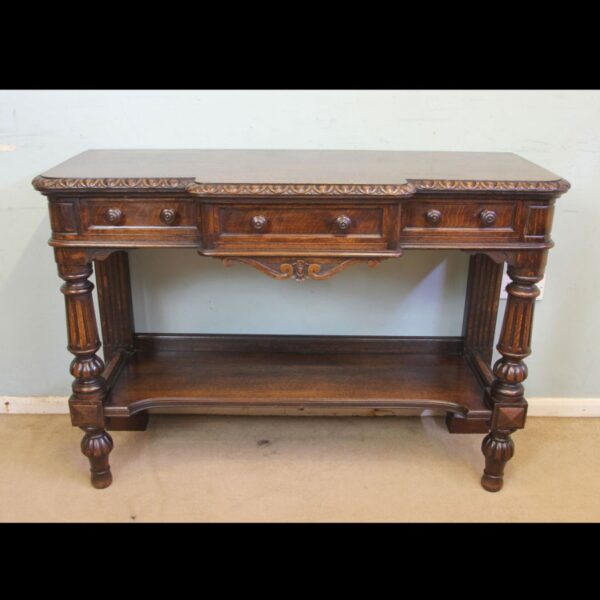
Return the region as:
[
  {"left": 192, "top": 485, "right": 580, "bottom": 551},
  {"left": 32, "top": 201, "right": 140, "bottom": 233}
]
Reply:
[
  {"left": 481, "top": 250, "right": 547, "bottom": 492},
  {"left": 56, "top": 248, "right": 113, "bottom": 489},
  {"left": 95, "top": 251, "right": 147, "bottom": 431}
]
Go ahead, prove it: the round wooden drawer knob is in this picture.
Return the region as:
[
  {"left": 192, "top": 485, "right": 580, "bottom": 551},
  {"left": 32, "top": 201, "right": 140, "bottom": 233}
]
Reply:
[
  {"left": 335, "top": 215, "right": 352, "bottom": 231},
  {"left": 426, "top": 209, "right": 442, "bottom": 226},
  {"left": 104, "top": 208, "right": 124, "bottom": 225},
  {"left": 251, "top": 215, "right": 268, "bottom": 231},
  {"left": 480, "top": 209, "right": 497, "bottom": 226},
  {"left": 160, "top": 208, "right": 177, "bottom": 225}
]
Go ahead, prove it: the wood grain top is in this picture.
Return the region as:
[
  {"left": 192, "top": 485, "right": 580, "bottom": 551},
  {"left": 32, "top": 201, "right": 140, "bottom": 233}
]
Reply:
[{"left": 33, "top": 149, "right": 569, "bottom": 195}]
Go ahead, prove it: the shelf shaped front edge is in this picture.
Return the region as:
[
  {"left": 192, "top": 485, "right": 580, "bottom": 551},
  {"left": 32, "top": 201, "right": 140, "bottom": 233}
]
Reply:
[{"left": 102, "top": 334, "right": 491, "bottom": 430}]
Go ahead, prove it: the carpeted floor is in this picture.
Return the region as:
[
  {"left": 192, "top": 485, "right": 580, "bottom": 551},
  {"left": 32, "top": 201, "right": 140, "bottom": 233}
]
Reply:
[{"left": 0, "top": 414, "right": 598, "bottom": 522}]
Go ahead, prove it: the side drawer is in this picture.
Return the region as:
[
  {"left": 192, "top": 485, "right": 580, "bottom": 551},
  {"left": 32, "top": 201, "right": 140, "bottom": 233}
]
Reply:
[
  {"left": 402, "top": 201, "right": 518, "bottom": 235},
  {"left": 85, "top": 199, "right": 196, "bottom": 230}
]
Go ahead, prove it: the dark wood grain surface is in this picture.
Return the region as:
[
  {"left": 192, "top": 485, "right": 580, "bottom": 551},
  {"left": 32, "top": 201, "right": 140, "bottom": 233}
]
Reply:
[
  {"left": 106, "top": 335, "right": 488, "bottom": 417},
  {"left": 35, "top": 149, "right": 570, "bottom": 491},
  {"left": 39, "top": 149, "right": 562, "bottom": 184}
]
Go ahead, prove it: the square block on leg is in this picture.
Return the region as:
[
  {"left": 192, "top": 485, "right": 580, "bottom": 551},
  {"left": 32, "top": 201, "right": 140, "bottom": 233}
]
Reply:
[{"left": 491, "top": 403, "right": 528, "bottom": 430}]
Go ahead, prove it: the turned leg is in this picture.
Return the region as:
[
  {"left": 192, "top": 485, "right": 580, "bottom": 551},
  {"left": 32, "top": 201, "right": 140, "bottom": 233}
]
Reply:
[
  {"left": 481, "top": 250, "right": 547, "bottom": 492},
  {"left": 95, "top": 251, "right": 148, "bottom": 431},
  {"left": 56, "top": 248, "right": 113, "bottom": 489},
  {"left": 80, "top": 427, "right": 114, "bottom": 489},
  {"left": 481, "top": 429, "right": 515, "bottom": 492}
]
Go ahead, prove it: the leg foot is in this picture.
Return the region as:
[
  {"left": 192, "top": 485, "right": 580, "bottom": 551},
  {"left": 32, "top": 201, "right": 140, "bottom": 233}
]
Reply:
[
  {"left": 481, "top": 472, "right": 504, "bottom": 493},
  {"left": 81, "top": 427, "right": 114, "bottom": 489},
  {"left": 91, "top": 469, "right": 113, "bottom": 489},
  {"left": 481, "top": 429, "right": 514, "bottom": 492}
]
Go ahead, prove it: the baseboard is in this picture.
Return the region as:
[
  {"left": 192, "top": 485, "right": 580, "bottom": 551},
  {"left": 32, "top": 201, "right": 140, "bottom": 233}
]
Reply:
[
  {"left": 526, "top": 397, "right": 600, "bottom": 417},
  {"left": 2, "top": 395, "right": 600, "bottom": 417},
  {"left": 2, "top": 396, "right": 70, "bottom": 414}
]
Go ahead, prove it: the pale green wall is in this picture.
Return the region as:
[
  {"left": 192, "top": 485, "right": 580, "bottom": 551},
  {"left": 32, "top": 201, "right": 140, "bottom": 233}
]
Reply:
[{"left": 0, "top": 90, "right": 598, "bottom": 397}]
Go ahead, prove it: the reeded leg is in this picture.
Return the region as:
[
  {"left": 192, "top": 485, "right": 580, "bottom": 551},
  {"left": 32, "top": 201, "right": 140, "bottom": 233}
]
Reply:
[
  {"left": 56, "top": 248, "right": 113, "bottom": 489},
  {"left": 447, "top": 253, "right": 504, "bottom": 434},
  {"left": 95, "top": 251, "right": 148, "bottom": 431},
  {"left": 81, "top": 427, "right": 114, "bottom": 489},
  {"left": 95, "top": 250, "right": 135, "bottom": 363},
  {"left": 462, "top": 253, "right": 504, "bottom": 366},
  {"left": 481, "top": 250, "right": 547, "bottom": 492}
]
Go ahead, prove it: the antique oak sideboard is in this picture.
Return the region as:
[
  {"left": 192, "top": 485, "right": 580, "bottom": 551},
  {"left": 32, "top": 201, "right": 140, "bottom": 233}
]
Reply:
[{"left": 32, "top": 150, "right": 570, "bottom": 491}]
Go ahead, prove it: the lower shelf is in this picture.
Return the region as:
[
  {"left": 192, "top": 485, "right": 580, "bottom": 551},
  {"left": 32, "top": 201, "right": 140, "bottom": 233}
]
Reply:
[{"left": 104, "top": 334, "right": 492, "bottom": 430}]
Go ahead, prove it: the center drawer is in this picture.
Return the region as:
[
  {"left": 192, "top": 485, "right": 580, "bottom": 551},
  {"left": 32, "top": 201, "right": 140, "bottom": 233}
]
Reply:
[
  {"left": 202, "top": 203, "right": 396, "bottom": 253},
  {"left": 220, "top": 206, "right": 382, "bottom": 235}
]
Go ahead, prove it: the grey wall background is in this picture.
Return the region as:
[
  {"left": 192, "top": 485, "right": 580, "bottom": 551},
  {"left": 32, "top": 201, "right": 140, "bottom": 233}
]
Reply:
[{"left": 1, "top": 90, "right": 598, "bottom": 399}]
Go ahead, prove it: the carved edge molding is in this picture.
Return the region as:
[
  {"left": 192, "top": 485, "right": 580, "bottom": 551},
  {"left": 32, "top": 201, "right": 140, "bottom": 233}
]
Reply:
[
  {"left": 184, "top": 179, "right": 571, "bottom": 195},
  {"left": 32, "top": 176, "right": 191, "bottom": 192},
  {"left": 32, "top": 177, "right": 414, "bottom": 196},
  {"left": 412, "top": 178, "right": 571, "bottom": 194},
  {"left": 186, "top": 182, "right": 416, "bottom": 196},
  {"left": 33, "top": 176, "right": 571, "bottom": 195},
  {"left": 222, "top": 257, "right": 384, "bottom": 281}
]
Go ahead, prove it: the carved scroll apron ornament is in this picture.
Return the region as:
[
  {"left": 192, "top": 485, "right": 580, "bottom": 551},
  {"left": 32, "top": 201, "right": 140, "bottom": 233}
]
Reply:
[{"left": 222, "top": 257, "right": 383, "bottom": 281}]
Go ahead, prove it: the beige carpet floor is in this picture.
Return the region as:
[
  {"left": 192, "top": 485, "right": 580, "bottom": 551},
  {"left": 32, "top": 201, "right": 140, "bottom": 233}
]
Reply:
[{"left": 0, "top": 414, "right": 598, "bottom": 522}]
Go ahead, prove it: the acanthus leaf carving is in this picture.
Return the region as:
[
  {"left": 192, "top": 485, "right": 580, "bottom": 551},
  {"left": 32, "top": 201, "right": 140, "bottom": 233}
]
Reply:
[
  {"left": 33, "top": 176, "right": 571, "bottom": 196},
  {"left": 32, "top": 176, "right": 190, "bottom": 192},
  {"left": 187, "top": 182, "right": 416, "bottom": 197},
  {"left": 412, "top": 178, "right": 571, "bottom": 194}
]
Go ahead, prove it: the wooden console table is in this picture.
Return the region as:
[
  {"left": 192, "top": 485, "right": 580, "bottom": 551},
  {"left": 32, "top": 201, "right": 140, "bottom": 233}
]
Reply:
[{"left": 33, "top": 150, "right": 570, "bottom": 492}]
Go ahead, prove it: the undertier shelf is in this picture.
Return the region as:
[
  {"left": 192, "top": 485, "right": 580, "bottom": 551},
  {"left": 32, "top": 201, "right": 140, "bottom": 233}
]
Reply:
[{"left": 104, "top": 334, "right": 492, "bottom": 428}]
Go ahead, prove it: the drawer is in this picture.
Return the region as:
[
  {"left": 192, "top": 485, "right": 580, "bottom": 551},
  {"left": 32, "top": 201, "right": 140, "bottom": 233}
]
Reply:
[
  {"left": 220, "top": 206, "right": 382, "bottom": 235},
  {"left": 85, "top": 200, "right": 196, "bottom": 230},
  {"left": 402, "top": 201, "right": 517, "bottom": 233},
  {"left": 202, "top": 203, "right": 397, "bottom": 253}
]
